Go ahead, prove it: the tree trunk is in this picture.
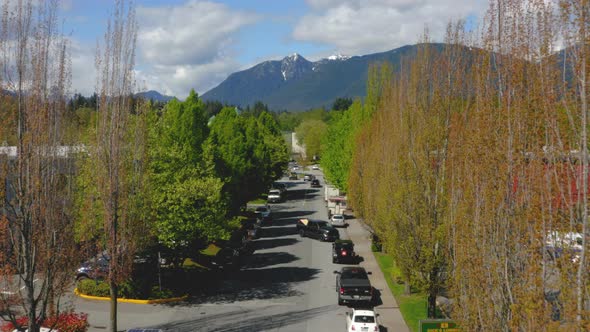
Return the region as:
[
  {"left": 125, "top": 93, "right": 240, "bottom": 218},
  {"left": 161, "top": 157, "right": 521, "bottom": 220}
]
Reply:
[
  {"left": 404, "top": 281, "right": 411, "bottom": 295},
  {"left": 109, "top": 281, "right": 118, "bottom": 332}
]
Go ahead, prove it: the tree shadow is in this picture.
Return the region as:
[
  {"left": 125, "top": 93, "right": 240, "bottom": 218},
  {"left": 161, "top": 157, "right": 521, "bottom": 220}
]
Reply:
[
  {"left": 271, "top": 210, "right": 315, "bottom": 221},
  {"left": 242, "top": 251, "right": 299, "bottom": 269},
  {"left": 286, "top": 189, "right": 319, "bottom": 200},
  {"left": 186, "top": 266, "right": 320, "bottom": 304},
  {"left": 260, "top": 226, "right": 298, "bottom": 237},
  {"left": 152, "top": 304, "right": 338, "bottom": 332},
  {"left": 253, "top": 238, "right": 299, "bottom": 250}
]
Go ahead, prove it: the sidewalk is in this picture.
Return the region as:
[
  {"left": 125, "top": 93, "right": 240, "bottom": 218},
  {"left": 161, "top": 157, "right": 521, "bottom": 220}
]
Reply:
[{"left": 346, "top": 218, "right": 410, "bottom": 332}]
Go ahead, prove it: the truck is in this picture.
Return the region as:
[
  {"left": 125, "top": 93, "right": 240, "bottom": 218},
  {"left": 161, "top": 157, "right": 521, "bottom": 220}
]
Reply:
[
  {"left": 296, "top": 218, "right": 340, "bottom": 242},
  {"left": 334, "top": 266, "right": 373, "bottom": 305},
  {"left": 324, "top": 185, "right": 340, "bottom": 203},
  {"left": 327, "top": 196, "right": 348, "bottom": 217}
]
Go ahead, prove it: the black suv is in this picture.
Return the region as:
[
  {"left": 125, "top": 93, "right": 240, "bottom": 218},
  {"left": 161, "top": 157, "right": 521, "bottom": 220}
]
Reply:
[
  {"left": 310, "top": 179, "right": 321, "bottom": 187},
  {"left": 332, "top": 240, "right": 357, "bottom": 264},
  {"left": 296, "top": 219, "right": 340, "bottom": 242}
]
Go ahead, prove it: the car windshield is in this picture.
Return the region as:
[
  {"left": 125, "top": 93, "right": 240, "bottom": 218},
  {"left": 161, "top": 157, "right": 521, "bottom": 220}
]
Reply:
[
  {"left": 317, "top": 221, "right": 332, "bottom": 228},
  {"left": 342, "top": 269, "right": 368, "bottom": 279},
  {"left": 333, "top": 215, "right": 343, "bottom": 220},
  {"left": 256, "top": 207, "right": 268, "bottom": 212},
  {"left": 354, "top": 315, "right": 375, "bottom": 323}
]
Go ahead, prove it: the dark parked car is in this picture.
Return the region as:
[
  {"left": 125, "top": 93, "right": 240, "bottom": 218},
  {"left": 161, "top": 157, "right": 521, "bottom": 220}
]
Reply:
[
  {"left": 296, "top": 219, "right": 340, "bottom": 242},
  {"left": 310, "top": 179, "right": 321, "bottom": 187},
  {"left": 332, "top": 240, "right": 357, "bottom": 264},
  {"left": 334, "top": 267, "right": 373, "bottom": 305},
  {"left": 76, "top": 254, "right": 109, "bottom": 280}
]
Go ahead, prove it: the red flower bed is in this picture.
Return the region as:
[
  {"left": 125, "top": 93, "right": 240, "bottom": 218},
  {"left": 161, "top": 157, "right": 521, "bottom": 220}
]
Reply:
[{"left": 1, "top": 312, "right": 88, "bottom": 332}]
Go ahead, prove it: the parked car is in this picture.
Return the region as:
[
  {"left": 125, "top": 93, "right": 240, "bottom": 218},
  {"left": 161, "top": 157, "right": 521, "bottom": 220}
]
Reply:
[
  {"left": 346, "top": 308, "right": 380, "bottom": 332},
  {"left": 272, "top": 182, "right": 287, "bottom": 193},
  {"left": 267, "top": 189, "right": 283, "bottom": 203},
  {"left": 332, "top": 240, "right": 357, "bottom": 264},
  {"left": 303, "top": 174, "right": 314, "bottom": 181},
  {"left": 330, "top": 214, "right": 346, "bottom": 227},
  {"left": 312, "top": 165, "right": 319, "bottom": 170},
  {"left": 296, "top": 218, "right": 340, "bottom": 242},
  {"left": 310, "top": 179, "right": 321, "bottom": 188},
  {"left": 255, "top": 205, "right": 272, "bottom": 225},
  {"left": 334, "top": 267, "right": 373, "bottom": 305},
  {"left": 289, "top": 173, "right": 298, "bottom": 180},
  {"left": 76, "top": 254, "right": 109, "bottom": 280}
]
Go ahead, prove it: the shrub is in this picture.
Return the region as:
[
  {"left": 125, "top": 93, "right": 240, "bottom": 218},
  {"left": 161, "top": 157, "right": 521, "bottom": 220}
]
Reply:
[
  {"left": 77, "top": 279, "right": 110, "bottom": 297},
  {"left": 1, "top": 312, "right": 88, "bottom": 332}
]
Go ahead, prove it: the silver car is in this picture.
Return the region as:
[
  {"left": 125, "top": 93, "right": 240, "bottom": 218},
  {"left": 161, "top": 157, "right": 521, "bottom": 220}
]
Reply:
[{"left": 330, "top": 214, "right": 346, "bottom": 227}]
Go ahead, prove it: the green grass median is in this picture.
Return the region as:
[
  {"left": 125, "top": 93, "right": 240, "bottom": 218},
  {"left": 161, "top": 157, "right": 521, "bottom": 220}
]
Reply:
[{"left": 373, "top": 252, "right": 427, "bottom": 332}]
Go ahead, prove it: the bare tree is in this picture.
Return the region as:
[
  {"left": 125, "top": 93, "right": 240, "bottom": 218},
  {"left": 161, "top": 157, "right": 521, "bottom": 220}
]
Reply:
[
  {"left": 0, "top": 1, "right": 76, "bottom": 331},
  {"left": 88, "top": 1, "right": 146, "bottom": 331}
]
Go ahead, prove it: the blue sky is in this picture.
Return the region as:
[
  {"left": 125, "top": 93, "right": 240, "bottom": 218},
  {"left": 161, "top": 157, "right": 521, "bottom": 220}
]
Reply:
[{"left": 63, "top": 0, "right": 488, "bottom": 98}]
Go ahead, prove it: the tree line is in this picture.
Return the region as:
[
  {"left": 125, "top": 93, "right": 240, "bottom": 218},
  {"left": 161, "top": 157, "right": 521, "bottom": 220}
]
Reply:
[
  {"left": 321, "top": 0, "right": 590, "bottom": 330},
  {"left": 0, "top": 1, "right": 288, "bottom": 331}
]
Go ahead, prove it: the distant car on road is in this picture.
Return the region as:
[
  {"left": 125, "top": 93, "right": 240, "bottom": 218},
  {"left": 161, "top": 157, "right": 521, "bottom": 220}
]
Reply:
[
  {"left": 312, "top": 165, "right": 319, "bottom": 170},
  {"left": 334, "top": 266, "right": 373, "bottom": 305},
  {"left": 296, "top": 219, "right": 339, "bottom": 242},
  {"left": 303, "top": 174, "right": 314, "bottom": 181},
  {"left": 330, "top": 214, "right": 346, "bottom": 227},
  {"left": 310, "top": 179, "right": 321, "bottom": 188},
  {"left": 346, "top": 308, "right": 380, "bottom": 332}
]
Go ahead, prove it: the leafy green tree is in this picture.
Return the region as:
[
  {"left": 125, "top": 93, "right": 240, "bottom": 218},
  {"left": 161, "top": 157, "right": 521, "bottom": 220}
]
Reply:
[
  {"left": 148, "top": 90, "right": 233, "bottom": 253},
  {"left": 332, "top": 97, "right": 353, "bottom": 111},
  {"left": 294, "top": 119, "right": 327, "bottom": 161},
  {"left": 205, "top": 108, "right": 288, "bottom": 211}
]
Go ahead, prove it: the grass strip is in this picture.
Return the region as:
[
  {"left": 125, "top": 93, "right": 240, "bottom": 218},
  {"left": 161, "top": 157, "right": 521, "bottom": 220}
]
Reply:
[{"left": 374, "top": 252, "right": 427, "bottom": 332}]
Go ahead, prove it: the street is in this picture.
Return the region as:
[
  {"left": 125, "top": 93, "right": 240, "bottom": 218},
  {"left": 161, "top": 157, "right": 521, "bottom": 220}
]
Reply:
[{"left": 69, "top": 169, "right": 378, "bottom": 331}]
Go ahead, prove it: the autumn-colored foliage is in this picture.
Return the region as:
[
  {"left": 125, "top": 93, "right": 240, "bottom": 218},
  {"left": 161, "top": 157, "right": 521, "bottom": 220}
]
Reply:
[
  {"left": 1, "top": 312, "right": 89, "bottom": 332},
  {"left": 344, "top": 0, "right": 590, "bottom": 330}
]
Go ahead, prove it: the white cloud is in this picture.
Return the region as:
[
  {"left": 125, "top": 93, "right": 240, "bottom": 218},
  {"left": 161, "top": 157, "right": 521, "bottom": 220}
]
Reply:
[
  {"left": 135, "top": 1, "right": 258, "bottom": 98},
  {"left": 296, "top": 0, "right": 487, "bottom": 56}
]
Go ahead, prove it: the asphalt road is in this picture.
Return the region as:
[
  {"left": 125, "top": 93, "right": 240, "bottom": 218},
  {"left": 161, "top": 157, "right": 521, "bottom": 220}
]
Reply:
[{"left": 69, "top": 169, "right": 360, "bottom": 332}]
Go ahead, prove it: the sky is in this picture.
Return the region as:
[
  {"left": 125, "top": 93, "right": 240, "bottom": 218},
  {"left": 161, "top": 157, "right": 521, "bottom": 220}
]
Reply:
[{"left": 62, "top": 0, "right": 488, "bottom": 99}]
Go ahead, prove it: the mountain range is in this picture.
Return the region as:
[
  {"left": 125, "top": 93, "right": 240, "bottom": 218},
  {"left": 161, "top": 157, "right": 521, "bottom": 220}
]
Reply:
[
  {"left": 136, "top": 90, "right": 175, "bottom": 103},
  {"left": 201, "top": 44, "right": 444, "bottom": 111}
]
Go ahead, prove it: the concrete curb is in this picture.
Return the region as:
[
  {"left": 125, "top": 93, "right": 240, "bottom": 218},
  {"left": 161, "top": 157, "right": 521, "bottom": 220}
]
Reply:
[{"left": 74, "top": 288, "right": 188, "bottom": 304}]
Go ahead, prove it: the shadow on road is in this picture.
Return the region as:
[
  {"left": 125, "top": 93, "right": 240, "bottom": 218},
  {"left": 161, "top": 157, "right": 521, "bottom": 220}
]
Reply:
[
  {"left": 271, "top": 210, "right": 315, "bottom": 221},
  {"left": 260, "top": 226, "right": 298, "bottom": 237},
  {"left": 153, "top": 304, "right": 338, "bottom": 332},
  {"left": 253, "top": 238, "right": 298, "bottom": 250},
  {"left": 242, "top": 251, "right": 299, "bottom": 269},
  {"left": 286, "top": 189, "right": 320, "bottom": 200},
  {"left": 183, "top": 266, "right": 320, "bottom": 305}
]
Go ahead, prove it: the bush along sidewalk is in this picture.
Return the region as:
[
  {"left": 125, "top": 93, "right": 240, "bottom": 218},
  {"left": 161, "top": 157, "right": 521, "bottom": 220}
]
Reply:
[{"left": 1, "top": 311, "right": 89, "bottom": 332}]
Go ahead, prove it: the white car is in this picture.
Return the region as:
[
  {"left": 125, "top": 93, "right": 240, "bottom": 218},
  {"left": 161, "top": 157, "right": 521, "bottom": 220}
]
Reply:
[
  {"left": 346, "top": 308, "right": 379, "bottom": 332},
  {"left": 312, "top": 165, "right": 319, "bottom": 170},
  {"left": 330, "top": 214, "right": 346, "bottom": 227}
]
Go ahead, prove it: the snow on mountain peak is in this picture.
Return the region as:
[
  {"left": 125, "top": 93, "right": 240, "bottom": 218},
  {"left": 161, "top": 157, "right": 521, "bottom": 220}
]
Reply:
[{"left": 327, "top": 53, "right": 350, "bottom": 61}]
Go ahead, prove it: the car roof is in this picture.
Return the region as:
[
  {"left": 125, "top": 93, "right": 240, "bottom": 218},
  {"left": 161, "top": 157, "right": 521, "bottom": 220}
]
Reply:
[
  {"left": 352, "top": 309, "right": 376, "bottom": 316},
  {"left": 335, "top": 239, "right": 353, "bottom": 245}
]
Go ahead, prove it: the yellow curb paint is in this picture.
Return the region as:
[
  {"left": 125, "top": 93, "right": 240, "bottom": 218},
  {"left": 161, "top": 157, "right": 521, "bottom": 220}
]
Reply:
[{"left": 74, "top": 288, "right": 188, "bottom": 304}]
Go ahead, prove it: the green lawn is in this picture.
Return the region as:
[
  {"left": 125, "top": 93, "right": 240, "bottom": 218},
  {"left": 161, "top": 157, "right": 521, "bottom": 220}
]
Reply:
[{"left": 374, "top": 252, "right": 427, "bottom": 332}]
